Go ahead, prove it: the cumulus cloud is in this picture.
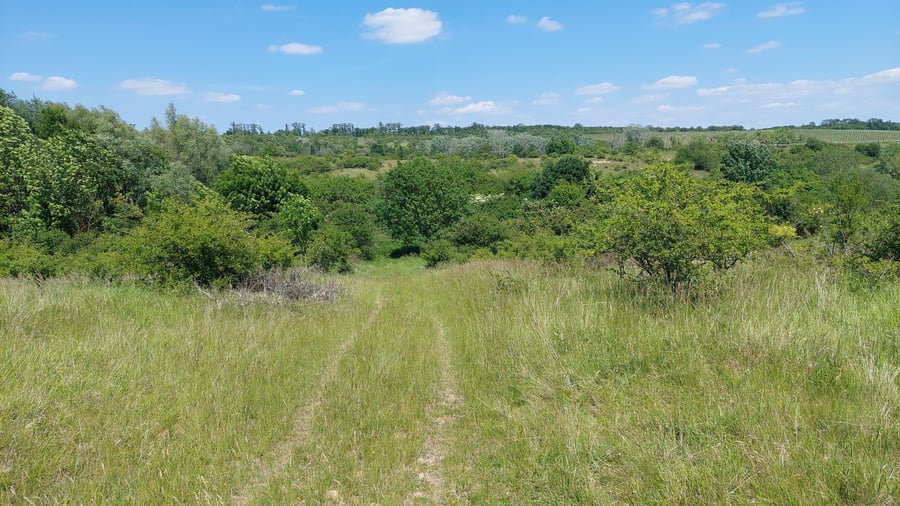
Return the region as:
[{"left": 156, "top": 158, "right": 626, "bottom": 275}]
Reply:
[
  {"left": 747, "top": 40, "right": 782, "bottom": 54},
  {"left": 308, "top": 101, "right": 367, "bottom": 114},
  {"left": 120, "top": 77, "right": 190, "bottom": 96},
  {"left": 537, "top": 16, "right": 563, "bottom": 32},
  {"left": 645, "top": 75, "right": 698, "bottom": 89},
  {"left": 575, "top": 82, "right": 621, "bottom": 95},
  {"left": 450, "top": 101, "right": 500, "bottom": 115},
  {"left": 260, "top": 4, "right": 294, "bottom": 11},
  {"left": 268, "top": 42, "right": 323, "bottom": 55},
  {"left": 362, "top": 8, "right": 442, "bottom": 44},
  {"left": 531, "top": 92, "right": 560, "bottom": 106},
  {"left": 203, "top": 92, "right": 240, "bottom": 103},
  {"left": 289, "top": 89, "right": 306, "bottom": 96},
  {"left": 428, "top": 92, "right": 471, "bottom": 106},
  {"left": 658, "top": 104, "right": 705, "bottom": 113},
  {"left": 757, "top": 3, "right": 805, "bottom": 18},
  {"left": 506, "top": 14, "right": 527, "bottom": 24},
  {"left": 42, "top": 76, "right": 78, "bottom": 91},
  {"left": 653, "top": 2, "right": 725, "bottom": 25},
  {"left": 703, "top": 42, "right": 722, "bottom": 49},
  {"left": 8, "top": 72, "right": 43, "bottom": 81}
]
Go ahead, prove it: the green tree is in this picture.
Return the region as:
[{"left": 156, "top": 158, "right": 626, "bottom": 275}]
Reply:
[
  {"left": 148, "top": 103, "right": 231, "bottom": 186},
  {"left": 532, "top": 155, "right": 590, "bottom": 198},
  {"left": 0, "top": 106, "right": 40, "bottom": 232},
  {"left": 589, "top": 164, "right": 768, "bottom": 290},
  {"left": 673, "top": 137, "right": 721, "bottom": 171},
  {"left": 720, "top": 139, "right": 777, "bottom": 183},
  {"left": 545, "top": 134, "right": 575, "bottom": 155},
  {"left": 376, "top": 158, "right": 469, "bottom": 246},
  {"left": 275, "top": 194, "right": 321, "bottom": 247},
  {"left": 213, "top": 155, "right": 307, "bottom": 217}
]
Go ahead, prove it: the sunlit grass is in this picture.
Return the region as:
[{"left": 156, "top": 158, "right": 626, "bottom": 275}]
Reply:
[{"left": 1, "top": 254, "right": 897, "bottom": 503}]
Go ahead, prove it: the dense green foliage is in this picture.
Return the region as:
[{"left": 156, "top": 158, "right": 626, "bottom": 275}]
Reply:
[
  {"left": 589, "top": 164, "right": 769, "bottom": 289},
  {"left": 214, "top": 155, "right": 307, "bottom": 217},
  {"left": 376, "top": 158, "right": 469, "bottom": 246},
  {"left": 720, "top": 139, "right": 778, "bottom": 183}
]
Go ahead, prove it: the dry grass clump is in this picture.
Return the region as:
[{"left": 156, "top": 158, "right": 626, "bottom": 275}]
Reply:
[{"left": 234, "top": 267, "right": 340, "bottom": 304}]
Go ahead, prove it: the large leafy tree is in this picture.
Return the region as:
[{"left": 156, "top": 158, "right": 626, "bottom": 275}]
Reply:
[
  {"left": 588, "top": 164, "right": 768, "bottom": 290},
  {"left": 213, "top": 155, "right": 307, "bottom": 217},
  {"left": 532, "top": 155, "right": 590, "bottom": 198},
  {"left": 377, "top": 158, "right": 469, "bottom": 246}
]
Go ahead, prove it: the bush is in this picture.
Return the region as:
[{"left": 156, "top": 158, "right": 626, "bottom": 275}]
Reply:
[
  {"left": 305, "top": 225, "right": 354, "bottom": 273},
  {"left": 721, "top": 139, "right": 777, "bottom": 183},
  {"left": 124, "top": 195, "right": 290, "bottom": 287},
  {"left": 588, "top": 164, "right": 769, "bottom": 290},
  {"left": 449, "top": 213, "right": 508, "bottom": 250},
  {"left": 421, "top": 239, "right": 457, "bottom": 267},
  {"left": 275, "top": 194, "right": 321, "bottom": 247},
  {"left": 213, "top": 155, "right": 307, "bottom": 217},
  {"left": 532, "top": 155, "right": 590, "bottom": 198}
]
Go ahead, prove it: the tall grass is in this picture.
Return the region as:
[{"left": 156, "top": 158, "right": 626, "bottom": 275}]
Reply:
[{"left": 1, "top": 253, "right": 897, "bottom": 503}]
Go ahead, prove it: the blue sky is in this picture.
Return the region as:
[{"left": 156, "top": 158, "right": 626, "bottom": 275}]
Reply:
[{"left": 2, "top": 1, "right": 898, "bottom": 131}]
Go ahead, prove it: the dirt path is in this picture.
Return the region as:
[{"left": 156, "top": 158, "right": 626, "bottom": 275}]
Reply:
[
  {"left": 403, "top": 317, "right": 463, "bottom": 505},
  {"left": 231, "top": 297, "right": 383, "bottom": 506}
]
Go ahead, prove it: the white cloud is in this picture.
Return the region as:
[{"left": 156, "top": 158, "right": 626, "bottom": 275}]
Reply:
[
  {"left": 575, "top": 82, "right": 621, "bottom": 95},
  {"left": 362, "top": 8, "right": 442, "bottom": 44},
  {"left": 703, "top": 42, "right": 722, "bottom": 49},
  {"left": 653, "top": 2, "right": 725, "bottom": 25},
  {"left": 531, "top": 92, "right": 560, "bottom": 106},
  {"left": 203, "top": 92, "right": 240, "bottom": 103},
  {"left": 256, "top": 103, "right": 272, "bottom": 110},
  {"left": 537, "top": 16, "right": 563, "bottom": 32},
  {"left": 858, "top": 67, "right": 900, "bottom": 83},
  {"left": 757, "top": 3, "right": 805, "bottom": 18},
  {"left": 586, "top": 97, "right": 605, "bottom": 104},
  {"left": 41, "top": 76, "right": 78, "bottom": 91},
  {"left": 761, "top": 102, "right": 799, "bottom": 108},
  {"left": 747, "top": 40, "right": 782, "bottom": 54},
  {"left": 8, "top": 72, "right": 43, "bottom": 82},
  {"left": 23, "top": 31, "right": 52, "bottom": 40},
  {"left": 308, "top": 101, "right": 367, "bottom": 114},
  {"left": 428, "top": 92, "right": 472, "bottom": 106},
  {"left": 120, "top": 77, "right": 190, "bottom": 96},
  {"left": 725, "top": 67, "right": 739, "bottom": 74},
  {"left": 451, "top": 101, "right": 500, "bottom": 115},
  {"left": 260, "top": 4, "right": 294, "bottom": 11},
  {"left": 645, "top": 75, "right": 698, "bottom": 89},
  {"left": 268, "top": 42, "right": 323, "bottom": 55},
  {"left": 506, "top": 14, "right": 528, "bottom": 24},
  {"left": 289, "top": 89, "right": 306, "bottom": 96},
  {"left": 658, "top": 104, "right": 705, "bottom": 113}
]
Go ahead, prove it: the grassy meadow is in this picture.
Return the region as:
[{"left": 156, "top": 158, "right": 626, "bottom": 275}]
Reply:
[{"left": 2, "top": 253, "right": 899, "bottom": 504}]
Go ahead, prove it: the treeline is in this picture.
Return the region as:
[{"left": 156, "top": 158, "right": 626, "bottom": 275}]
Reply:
[{"left": 1, "top": 89, "right": 898, "bottom": 292}]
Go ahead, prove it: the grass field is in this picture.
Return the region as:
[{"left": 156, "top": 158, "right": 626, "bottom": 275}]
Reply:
[{"left": 2, "top": 254, "right": 898, "bottom": 504}]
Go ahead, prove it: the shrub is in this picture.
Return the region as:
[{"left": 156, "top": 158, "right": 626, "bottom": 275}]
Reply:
[
  {"left": 532, "top": 155, "right": 590, "bottom": 199},
  {"left": 124, "top": 195, "right": 288, "bottom": 286},
  {"left": 275, "top": 194, "right": 321, "bottom": 247},
  {"left": 588, "top": 164, "right": 769, "bottom": 290},
  {"left": 721, "top": 139, "right": 777, "bottom": 183},
  {"left": 213, "top": 155, "right": 307, "bottom": 217},
  {"left": 421, "top": 239, "right": 457, "bottom": 267},
  {"left": 305, "top": 225, "right": 354, "bottom": 273}
]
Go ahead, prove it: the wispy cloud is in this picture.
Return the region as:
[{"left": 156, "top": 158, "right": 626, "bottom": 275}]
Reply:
[
  {"left": 428, "top": 92, "right": 472, "bottom": 106},
  {"left": 308, "top": 101, "right": 367, "bottom": 114},
  {"left": 629, "top": 93, "right": 670, "bottom": 104},
  {"left": 203, "top": 92, "right": 240, "bottom": 103},
  {"left": 658, "top": 104, "right": 705, "bottom": 113},
  {"left": 703, "top": 42, "right": 722, "bottom": 49},
  {"left": 696, "top": 67, "right": 900, "bottom": 101},
  {"left": 537, "top": 16, "right": 564, "bottom": 32},
  {"left": 761, "top": 102, "right": 799, "bottom": 108},
  {"left": 757, "top": 3, "right": 805, "bottom": 18},
  {"left": 268, "top": 42, "right": 323, "bottom": 55},
  {"left": 9, "top": 72, "right": 77, "bottom": 90},
  {"left": 575, "top": 82, "right": 621, "bottom": 95},
  {"left": 119, "top": 77, "right": 190, "bottom": 96},
  {"left": 260, "top": 4, "right": 294, "bottom": 12},
  {"left": 362, "top": 8, "right": 442, "bottom": 44},
  {"left": 8, "top": 72, "right": 43, "bottom": 82},
  {"left": 531, "top": 92, "right": 560, "bottom": 106},
  {"left": 747, "top": 40, "right": 782, "bottom": 54},
  {"left": 289, "top": 89, "right": 306, "bottom": 96},
  {"left": 506, "top": 14, "right": 527, "bottom": 24},
  {"left": 653, "top": 2, "right": 725, "bottom": 25},
  {"left": 449, "top": 101, "right": 501, "bottom": 115},
  {"left": 42, "top": 76, "right": 78, "bottom": 91},
  {"left": 644, "top": 75, "right": 698, "bottom": 89}
]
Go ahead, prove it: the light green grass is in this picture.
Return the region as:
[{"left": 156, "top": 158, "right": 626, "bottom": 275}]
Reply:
[{"left": 2, "top": 255, "right": 898, "bottom": 504}]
